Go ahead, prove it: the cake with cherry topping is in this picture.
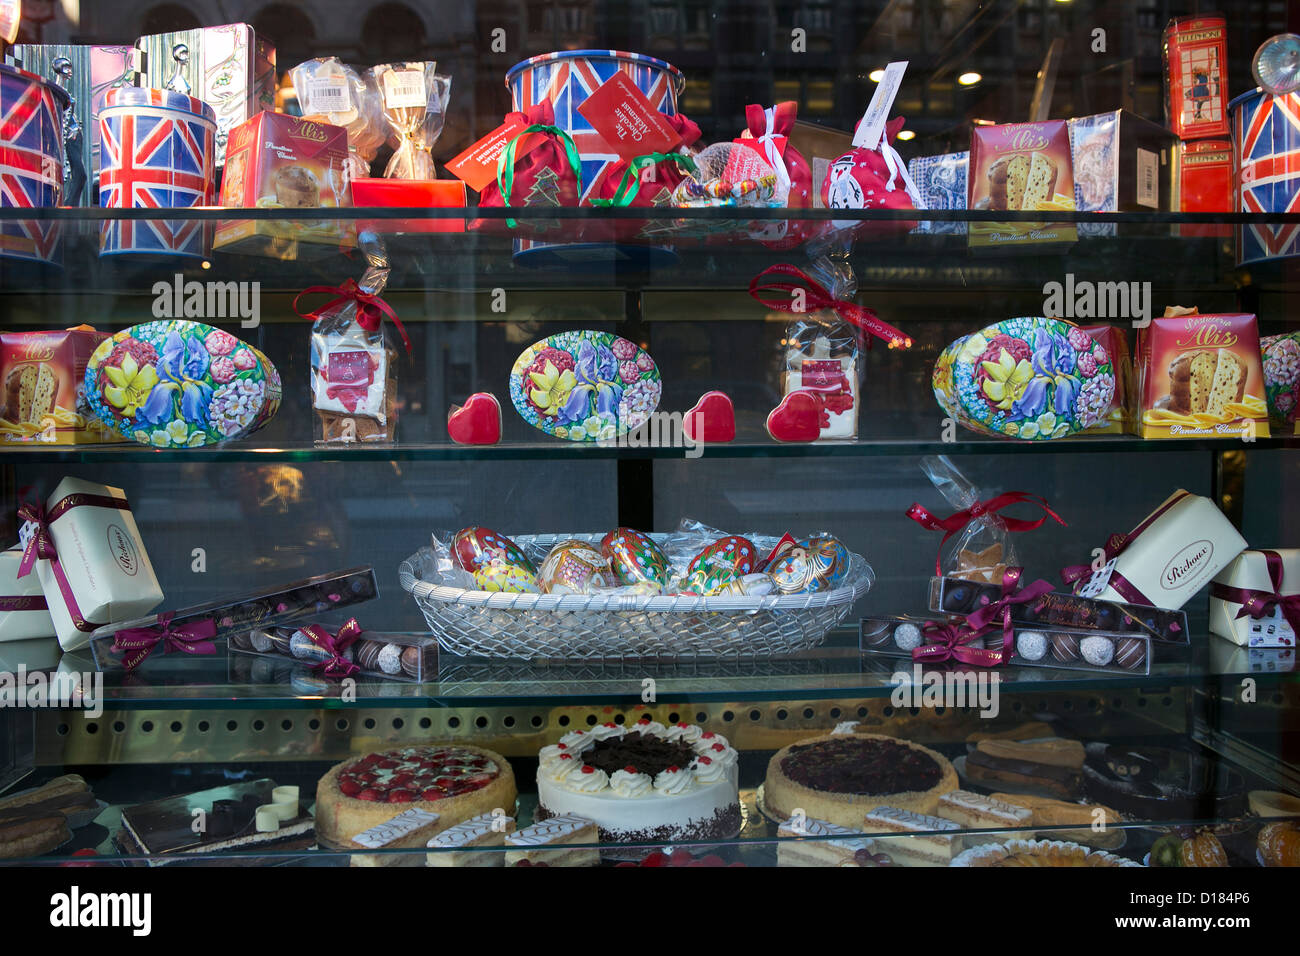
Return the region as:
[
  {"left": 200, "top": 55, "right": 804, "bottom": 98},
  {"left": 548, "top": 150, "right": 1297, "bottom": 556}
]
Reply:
[
  {"left": 315, "top": 745, "right": 516, "bottom": 850},
  {"left": 534, "top": 720, "right": 741, "bottom": 850},
  {"left": 764, "top": 732, "right": 958, "bottom": 829}
]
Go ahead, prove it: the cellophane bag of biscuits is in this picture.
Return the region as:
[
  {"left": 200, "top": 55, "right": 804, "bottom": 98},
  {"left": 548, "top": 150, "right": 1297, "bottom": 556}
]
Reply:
[
  {"left": 307, "top": 244, "right": 400, "bottom": 444},
  {"left": 290, "top": 57, "right": 386, "bottom": 183},
  {"left": 371, "top": 62, "right": 452, "bottom": 180},
  {"left": 918, "top": 455, "right": 1019, "bottom": 583}
]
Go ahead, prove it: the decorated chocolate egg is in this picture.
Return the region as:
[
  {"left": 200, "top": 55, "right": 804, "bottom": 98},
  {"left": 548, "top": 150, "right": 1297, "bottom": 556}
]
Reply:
[
  {"left": 451, "top": 527, "right": 539, "bottom": 593},
  {"left": 600, "top": 527, "right": 670, "bottom": 588},
  {"left": 688, "top": 535, "right": 759, "bottom": 578},
  {"left": 538, "top": 539, "right": 612, "bottom": 595},
  {"left": 767, "top": 545, "right": 831, "bottom": 595},
  {"left": 681, "top": 565, "right": 743, "bottom": 596},
  {"left": 797, "top": 534, "right": 851, "bottom": 589}
]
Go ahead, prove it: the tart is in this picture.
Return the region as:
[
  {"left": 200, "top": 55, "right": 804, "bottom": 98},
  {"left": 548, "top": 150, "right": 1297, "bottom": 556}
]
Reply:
[
  {"left": 534, "top": 720, "right": 741, "bottom": 846},
  {"left": 1081, "top": 743, "right": 1245, "bottom": 820},
  {"left": 951, "top": 838, "right": 1139, "bottom": 867},
  {"left": 764, "top": 732, "right": 958, "bottom": 828},
  {"left": 315, "top": 745, "right": 516, "bottom": 849}
]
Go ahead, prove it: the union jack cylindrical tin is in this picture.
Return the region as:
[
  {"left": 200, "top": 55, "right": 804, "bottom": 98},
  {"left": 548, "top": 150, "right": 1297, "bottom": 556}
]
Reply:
[
  {"left": 0, "top": 63, "right": 70, "bottom": 265},
  {"left": 1231, "top": 87, "right": 1300, "bottom": 266},
  {"left": 98, "top": 86, "right": 216, "bottom": 257}
]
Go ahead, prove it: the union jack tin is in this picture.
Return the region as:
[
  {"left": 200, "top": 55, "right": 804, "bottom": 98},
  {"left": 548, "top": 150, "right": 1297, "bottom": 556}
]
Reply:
[
  {"left": 1231, "top": 88, "right": 1300, "bottom": 266},
  {"left": 0, "top": 63, "right": 68, "bottom": 265},
  {"left": 98, "top": 86, "right": 215, "bottom": 257}
]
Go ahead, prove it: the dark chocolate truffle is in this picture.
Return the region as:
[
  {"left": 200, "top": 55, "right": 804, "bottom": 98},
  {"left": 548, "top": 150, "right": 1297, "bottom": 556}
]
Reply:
[
  {"left": 941, "top": 583, "right": 976, "bottom": 613},
  {"left": 1050, "top": 633, "right": 1080, "bottom": 662},
  {"left": 1114, "top": 637, "right": 1147, "bottom": 670}
]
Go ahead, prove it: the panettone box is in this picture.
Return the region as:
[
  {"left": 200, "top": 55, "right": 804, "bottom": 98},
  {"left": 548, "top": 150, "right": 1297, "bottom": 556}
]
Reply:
[
  {"left": 969, "top": 120, "right": 1076, "bottom": 247},
  {"left": 214, "top": 111, "right": 356, "bottom": 260},
  {"left": 908, "top": 151, "right": 968, "bottom": 234},
  {"left": 1068, "top": 110, "right": 1176, "bottom": 237},
  {"left": 1079, "top": 324, "right": 1134, "bottom": 435},
  {"left": 1209, "top": 549, "right": 1299, "bottom": 647},
  {"left": 1132, "top": 311, "right": 1270, "bottom": 439},
  {"left": 0, "top": 327, "right": 125, "bottom": 445}
]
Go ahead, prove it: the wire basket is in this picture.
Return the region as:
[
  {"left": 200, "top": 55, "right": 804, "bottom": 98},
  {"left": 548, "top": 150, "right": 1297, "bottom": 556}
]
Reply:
[{"left": 398, "top": 533, "right": 875, "bottom": 662}]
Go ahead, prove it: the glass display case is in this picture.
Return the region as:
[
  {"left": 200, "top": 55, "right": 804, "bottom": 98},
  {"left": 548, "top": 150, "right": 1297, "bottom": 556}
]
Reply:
[{"left": 0, "top": 0, "right": 1297, "bottom": 874}]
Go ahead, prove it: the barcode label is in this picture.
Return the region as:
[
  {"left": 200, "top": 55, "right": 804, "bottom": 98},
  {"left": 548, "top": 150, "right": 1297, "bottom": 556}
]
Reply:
[
  {"left": 1136, "top": 148, "right": 1158, "bottom": 208},
  {"left": 303, "top": 76, "right": 351, "bottom": 114},
  {"left": 383, "top": 70, "right": 427, "bottom": 109}
]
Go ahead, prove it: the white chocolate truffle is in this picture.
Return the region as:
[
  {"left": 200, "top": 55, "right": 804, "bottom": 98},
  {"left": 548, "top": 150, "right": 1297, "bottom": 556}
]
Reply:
[
  {"left": 1016, "top": 631, "right": 1048, "bottom": 661},
  {"left": 893, "top": 622, "right": 923, "bottom": 651},
  {"left": 1080, "top": 635, "right": 1115, "bottom": 667}
]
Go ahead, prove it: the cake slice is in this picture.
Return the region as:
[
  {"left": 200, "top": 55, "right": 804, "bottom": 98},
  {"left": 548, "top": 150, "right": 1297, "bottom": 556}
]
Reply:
[
  {"left": 349, "top": 808, "right": 442, "bottom": 867},
  {"left": 937, "top": 789, "right": 1033, "bottom": 831},
  {"left": 427, "top": 811, "right": 515, "bottom": 867},
  {"left": 965, "top": 748, "right": 1082, "bottom": 798},
  {"left": 1021, "top": 151, "right": 1059, "bottom": 209},
  {"left": 990, "top": 792, "right": 1125, "bottom": 849},
  {"left": 504, "top": 814, "right": 599, "bottom": 867},
  {"left": 860, "top": 806, "right": 963, "bottom": 866},
  {"left": 776, "top": 817, "right": 877, "bottom": 867},
  {"left": 976, "top": 737, "right": 1085, "bottom": 769},
  {"left": 1206, "top": 349, "right": 1247, "bottom": 416}
]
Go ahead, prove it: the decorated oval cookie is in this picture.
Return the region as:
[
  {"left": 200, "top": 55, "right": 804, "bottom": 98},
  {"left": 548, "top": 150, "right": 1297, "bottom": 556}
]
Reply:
[{"left": 509, "top": 330, "right": 661, "bottom": 442}]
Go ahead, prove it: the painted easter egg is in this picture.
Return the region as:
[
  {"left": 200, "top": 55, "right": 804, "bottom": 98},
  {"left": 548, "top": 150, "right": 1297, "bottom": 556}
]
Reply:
[
  {"left": 538, "top": 539, "right": 612, "bottom": 595},
  {"left": 451, "top": 527, "right": 538, "bottom": 593},
  {"left": 797, "top": 534, "right": 851, "bottom": 589},
  {"left": 509, "top": 330, "right": 661, "bottom": 442},
  {"left": 84, "top": 321, "right": 281, "bottom": 447},
  {"left": 767, "top": 545, "right": 831, "bottom": 595},
  {"left": 600, "top": 527, "right": 671, "bottom": 588},
  {"left": 681, "top": 565, "right": 743, "bottom": 596},
  {"left": 687, "top": 535, "right": 759, "bottom": 579}
]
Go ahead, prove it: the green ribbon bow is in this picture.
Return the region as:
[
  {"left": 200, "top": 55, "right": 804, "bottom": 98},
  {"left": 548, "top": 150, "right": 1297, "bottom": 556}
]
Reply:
[
  {"left": 495, "top": 124, "right": 583, "bottom": 228},
  {"left": 589, "top": 151, "right": 699, "bottom": 208}
]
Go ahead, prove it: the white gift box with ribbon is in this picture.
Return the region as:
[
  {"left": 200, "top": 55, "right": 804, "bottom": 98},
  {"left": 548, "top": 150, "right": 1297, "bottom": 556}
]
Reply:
[
  {"left": 0, "top": 545, "right": 56, "bottom": 642},
  {"left": 19, "top": 477, "right": 164, "bottom": 651},
  {"left": 1209, "top": 549, "right": 1299, "bottom": 647}
]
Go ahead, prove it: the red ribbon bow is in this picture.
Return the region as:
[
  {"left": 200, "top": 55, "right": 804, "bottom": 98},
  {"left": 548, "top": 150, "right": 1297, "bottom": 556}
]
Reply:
[
  {"left": 16, "top": 501, "right": 56, "bottom": 578},
  {"left": 963, "top": 567, "right": 1055, "bottom": 661},
  {"left": 906, "top": 492, "right": 1067, "bottom": 577},
  {"left": 112, "top": 614, "right": 218, "bottom": 671},
  {"left": 293, "top": 279, "right": 411, "bottom": 354},
  {"left": 913, "top": 619, "right": 1005, "bottom": 667},
  {"left": 1210, "top": 550, "right": 1300, "bottom": 635},
  {"left": 749, "top": 264, "right": 912, "bottom": 350},
  {"left": 745, "top": 101, "right": 797, "bottom": 139},
  {"left": 298, "top": 619, "right": 363, "bottom": 681}
]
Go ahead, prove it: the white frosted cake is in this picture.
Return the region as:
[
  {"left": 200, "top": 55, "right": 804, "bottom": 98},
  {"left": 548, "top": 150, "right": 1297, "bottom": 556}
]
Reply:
[{"left": 535, "top": 720, "right": 742, "bottom": 846}]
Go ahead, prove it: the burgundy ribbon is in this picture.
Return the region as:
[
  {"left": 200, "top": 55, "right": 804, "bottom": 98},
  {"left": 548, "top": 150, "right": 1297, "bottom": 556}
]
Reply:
[
  {"left": 749, "top": 264, "right": 912, "bottom": 350},
  {"left": 1060, "top": 490, "right": 1192, "bottom": 606},
  {"left": 112, "top": 613, "right": 217, "bottom": 671},
  {"left": 16, "top": 501, "right": 57, "bottom": 579},
  {"left": 913, "top": 619, "right": 1005, "bottom": 667},
  {"left": 965, "top": 567, "right": 1055, "bottom": 660},
  {"left": 293, "top": 279, "right": 411, "bottom": 354},
  {"left": 1210, "top": 550, "right": 1300, "bottom": 634},
  {"left": 907, "top": 492, "right": 1067, "bottom": 577},
  {"left": 0, "top": 596, "right": 47, "bottom": 612},
  {"left": 300, "top": 618, "right": 363, "bottom": 681}
]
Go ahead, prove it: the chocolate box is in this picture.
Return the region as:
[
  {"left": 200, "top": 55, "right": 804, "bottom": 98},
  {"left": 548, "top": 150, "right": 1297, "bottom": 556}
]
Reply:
[
  {"left": 908, "top": 151, "right": 968, "bottom": 234},
  {"left": 1068, "top": 110, "right": 1177, "bottom": 237},
  {"left": 968, "top": 120, "right": 1076, "bottom": 247},
  {"left": 1163, "top": 16, "right": 1229, "bottom": 141},
  {"left": 927, "top": 576, "right": 1188, "bottom": 645},
  {"left": 1209, "top": 549, "right": 1298, "bottom": 648},
  {"left": 215, "top": 111, "right": 356, "bottom": 259},
  {"left": 22, "top": 477, "right": 164, "bottom": 651},
  {"left": 1133, "top": 312, "right": 1270, "bottom": 439},
  {"left": 859, "top": 615, "right": 1152, "bottom": 675},
  {"left": 0, "top": 327, "right": 125, "bottom": 445},
  {"left": 0, "top": 545, "right": 55, "bottom": 642},
  {"left": 1261, "top": 331, "right": 1300, "bottom": 434},
  {"left": 135, "top": 22, "right": 275, "bottom": 167},
  {"left": 230, "top": 627, "right": 434, "bottom": 683},
  {"left": 88, "top": 565, "right": 377, "bottom": 671},
  {"left": 1069, "top": 489, "right": 1247, "bottom": 611}
]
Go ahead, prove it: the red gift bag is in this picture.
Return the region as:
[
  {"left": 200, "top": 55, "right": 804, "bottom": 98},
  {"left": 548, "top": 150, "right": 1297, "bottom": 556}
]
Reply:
[
  {"left": 472, "top": 102, "right": 583, "bottom": 238},
  {"left": 821, "top": 116, "right": 920, "bottom": 240},
  {"left": 585, "top": 114, "right": 701, "bottom": 242},
  {"left": 736, "top": 102, "right": 819, "bottom": 248}
]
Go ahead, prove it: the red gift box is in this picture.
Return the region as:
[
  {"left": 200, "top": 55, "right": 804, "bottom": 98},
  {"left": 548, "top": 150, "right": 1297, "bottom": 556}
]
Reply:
[{"left": 351, "top": 178, "right": 466, "bottom": 234}]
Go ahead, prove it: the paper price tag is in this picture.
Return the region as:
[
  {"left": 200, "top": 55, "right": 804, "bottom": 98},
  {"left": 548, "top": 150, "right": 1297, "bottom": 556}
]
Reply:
[
  {"left": 382, "top": 69, "right": 427, "bottom": 110},
  {"left": 18, "top": 520, "right": 36, "bottom": 556},
  {"left": 303, "top": 76, "right": 352, "bottom": 115},
  {"left": 446, "top": 118, "right": 544, "bottom": 194},
  {"left": 853, "top": 61, "right": 908, "bottom": 150},
  {"left": 576, "top": 72, "right": 681, "bottom": 161}
]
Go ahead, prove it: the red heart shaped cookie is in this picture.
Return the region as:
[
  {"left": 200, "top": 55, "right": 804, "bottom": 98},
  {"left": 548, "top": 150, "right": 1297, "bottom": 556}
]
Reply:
[
  {"left": 683, "top": 390, "right": 735, "bottom": 443},
  {"left": 447, "top": 392, "right": 502, "bottom": 445},
  {"left": 765, "top": 391, "right": 820, "bottom": 442}
]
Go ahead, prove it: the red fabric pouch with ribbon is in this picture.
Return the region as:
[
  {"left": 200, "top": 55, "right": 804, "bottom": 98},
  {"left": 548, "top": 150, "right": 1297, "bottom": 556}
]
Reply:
[
  {"left": 300, "top": 265, "right": 410, "bottom": 443},
  {"left": 471, "top": 102, "right": 583, "bottom": 238},
  {"left": 586, "top": 113, "right": 702, "bottom": 243},
  {"left": 821, "top": 116, "right": 920, "bottom": 240},
  {"left": 735, "top": 102, "right": 820, "bottom": 248}
]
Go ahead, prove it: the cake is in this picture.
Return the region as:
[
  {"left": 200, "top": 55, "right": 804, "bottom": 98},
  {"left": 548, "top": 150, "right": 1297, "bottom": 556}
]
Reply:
[
  {"left": 315, "top": 745, "right": 516, "bottom": 849},
  {"left": 534, "top": 721, "right": 741, "bottom": 847},
  {"left": 950, "top": 838, "right": 1139, "bottom": 867},
  {"left": 2, "top": 363, "right": 57, "bottom": 424},
  {"left": 1022, "top": 151, "right": 1059, "bottom": 208},
  {"left": 860, "top": 806, "right": 964, "bottom": 866},
  {"left": 349, "top": 808, "right": 443, "bottom": 867},
  {"left": 504, "top": 814, "right": 599, "bottom": 867},
  {"left": 1167, "top": 349, "right": 1247, "bottom": 415},
  {"left": 776, "top": 816, "right": 882, "bottom": 867},
  {"left": 764, "top": 732, "right": 957, "bottom": 829},
  {"left": 936, "top": 789, "right": 1034, "bottom": 831},
  {"left": 965, "top": 737, "right": 1084, "bottom": 799},
  {"left": 1081, "top": 743, "right": 1245, "bottom": 820},
  {"left": 426, "top": 811, "right": 515, "bottom": 867}
]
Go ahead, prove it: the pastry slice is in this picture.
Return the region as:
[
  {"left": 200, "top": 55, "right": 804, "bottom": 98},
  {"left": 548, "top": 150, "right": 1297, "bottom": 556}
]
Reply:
[
  {"left": 427, "top": 812, "right": 515, "bottom": 867},
  {"left": 860, "top": 806, "right": 963, "bottom": 866},
  {"left": 0, "top": 812, "right": 70, "bottom": 859},
  {"left": 0, "top": 774, "right": 90, "bottom": 812},
  {"left": 349, "top": 808, "right": 442, "bottom": 868},
  {"left": 504, "top": 814, "right": 599, "bottom": 867},
  {"left": 965, "top": 748, "right": 1082, "bottom": 799},
  {"left": 990, "top": 792, "right": 1125, "bottom": 849},
  {"left": 937, "top": 790, "right": 1033, "bottom": 832},
  {"left": 976, "top": 737, "right": 1085, "bottom": 769},
  {"left": 776, "top": 817, "right": 877, "bottom": 867}
]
